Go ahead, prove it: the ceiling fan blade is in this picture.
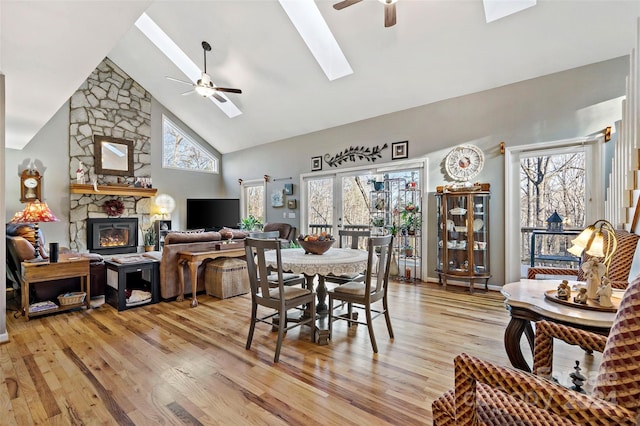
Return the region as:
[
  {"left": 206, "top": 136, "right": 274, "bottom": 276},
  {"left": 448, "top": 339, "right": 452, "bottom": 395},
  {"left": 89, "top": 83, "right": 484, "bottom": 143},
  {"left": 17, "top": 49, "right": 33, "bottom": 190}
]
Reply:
[
  {"left": 333, "top": 0, "right": 363, "bottom": 10},
  {"left": 166, "top": 76, "right": 194, "bottom": 86},
  {"left": 384, "top": 3, "right": 396, "bottom": 27},
  {"left": 215, "top": 87, "right": 242, "bottom": 94},
  {"left": 212, "top": 93, "right": 227, "bottom": 103},
  {"left": 181, "top": 89, "right": 195, "bottom": 96}
]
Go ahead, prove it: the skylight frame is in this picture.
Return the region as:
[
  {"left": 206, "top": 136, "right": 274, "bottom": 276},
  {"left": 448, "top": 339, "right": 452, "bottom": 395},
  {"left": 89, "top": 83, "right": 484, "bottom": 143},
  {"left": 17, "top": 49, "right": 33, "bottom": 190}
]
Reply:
[
  {"left": 134, "top": 13, "right": 242, "bottom": 118},
  {"left": 279, "top": 0, "right": 353, "bottom": 81}
]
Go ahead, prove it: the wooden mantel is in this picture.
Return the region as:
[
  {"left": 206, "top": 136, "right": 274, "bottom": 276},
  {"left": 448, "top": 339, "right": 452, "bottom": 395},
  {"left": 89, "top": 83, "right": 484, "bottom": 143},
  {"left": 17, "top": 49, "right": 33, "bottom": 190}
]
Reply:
[{"left": 69, "top": 184, "right": 157, "bottom": 198}]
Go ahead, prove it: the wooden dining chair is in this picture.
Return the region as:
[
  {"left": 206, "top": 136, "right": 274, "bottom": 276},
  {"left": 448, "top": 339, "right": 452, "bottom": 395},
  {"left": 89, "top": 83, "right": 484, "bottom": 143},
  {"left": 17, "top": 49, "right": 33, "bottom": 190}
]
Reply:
[
  {"left": 328, "top": 234, "right": 394, "bottom": 353},
  {"left": 324, "top": 229, "right": 370, "bottom": 285},
  {"left": 244, "top": 238, "right": 316, "bottom": 362},
  {"left": 248, "top": 231, "right": 305, "bottom": 287}
]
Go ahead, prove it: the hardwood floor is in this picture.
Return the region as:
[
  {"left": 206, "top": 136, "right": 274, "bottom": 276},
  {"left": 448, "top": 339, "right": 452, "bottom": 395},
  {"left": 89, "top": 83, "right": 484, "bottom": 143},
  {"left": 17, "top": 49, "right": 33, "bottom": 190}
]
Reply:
[{"left": 2, "top": 281, "right": 602, "bottom": 425}]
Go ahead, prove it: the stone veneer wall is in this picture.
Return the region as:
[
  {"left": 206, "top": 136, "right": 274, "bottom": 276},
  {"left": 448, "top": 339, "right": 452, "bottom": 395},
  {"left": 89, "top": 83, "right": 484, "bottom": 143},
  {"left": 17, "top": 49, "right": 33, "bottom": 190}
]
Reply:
[{"left": 68, "top": 57, "right": 152, "bottom": 252}]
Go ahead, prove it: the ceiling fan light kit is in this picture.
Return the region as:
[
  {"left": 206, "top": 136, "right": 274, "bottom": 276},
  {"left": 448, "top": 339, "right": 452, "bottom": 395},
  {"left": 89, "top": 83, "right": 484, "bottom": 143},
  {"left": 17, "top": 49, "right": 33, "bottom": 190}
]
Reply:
[{"left": 166, "top": 40, "right": 242, "bottom": 104}]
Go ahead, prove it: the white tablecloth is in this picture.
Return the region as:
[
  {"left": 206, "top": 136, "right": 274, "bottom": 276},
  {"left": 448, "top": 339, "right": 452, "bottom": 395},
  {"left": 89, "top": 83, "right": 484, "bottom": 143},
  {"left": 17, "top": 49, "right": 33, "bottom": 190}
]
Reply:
[{"left": 263, "top": 248, "right": 369, "bottom": 277}]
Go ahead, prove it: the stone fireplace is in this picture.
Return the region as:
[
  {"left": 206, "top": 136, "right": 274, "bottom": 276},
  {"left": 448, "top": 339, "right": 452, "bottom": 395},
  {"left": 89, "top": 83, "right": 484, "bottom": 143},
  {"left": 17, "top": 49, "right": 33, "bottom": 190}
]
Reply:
[
  {"left": 87, "top": 218, "right": 139, "bottom": 255},
  {"left": 67, "top": 57, "right": 152, "bottom": 252}
]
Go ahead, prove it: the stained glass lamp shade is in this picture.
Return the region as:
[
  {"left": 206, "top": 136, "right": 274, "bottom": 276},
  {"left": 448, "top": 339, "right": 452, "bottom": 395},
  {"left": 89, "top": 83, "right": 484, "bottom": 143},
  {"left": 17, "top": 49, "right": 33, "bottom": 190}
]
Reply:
[{"left": 11, "top": 200, "right": 59, "bottom": 261}]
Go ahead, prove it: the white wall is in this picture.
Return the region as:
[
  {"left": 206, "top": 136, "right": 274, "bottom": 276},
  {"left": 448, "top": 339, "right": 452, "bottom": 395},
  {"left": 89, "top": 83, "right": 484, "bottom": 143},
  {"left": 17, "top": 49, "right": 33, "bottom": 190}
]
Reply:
[{"left": 223, "top": 56, "right": 629, "bottom": 286}]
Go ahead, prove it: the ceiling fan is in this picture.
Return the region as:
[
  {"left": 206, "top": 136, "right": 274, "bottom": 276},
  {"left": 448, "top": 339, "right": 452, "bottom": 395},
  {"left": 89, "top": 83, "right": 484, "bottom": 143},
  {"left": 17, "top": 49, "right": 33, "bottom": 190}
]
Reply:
[
  {"left": 333, "top": 0, "right": 398, "bottom": 28},
  {"left": 166, "top": 41, "right": 242, "bottom": 103}
]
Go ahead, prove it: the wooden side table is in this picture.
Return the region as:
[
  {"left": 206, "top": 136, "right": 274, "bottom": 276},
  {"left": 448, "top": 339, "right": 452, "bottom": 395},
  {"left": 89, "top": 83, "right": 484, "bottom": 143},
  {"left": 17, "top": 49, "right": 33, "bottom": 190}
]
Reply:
[
  {"left": 105, "top": 259, "right": 159, "bottom": 311},
  {"left": 20, "top": 253, "right": 91, "bottom": 320},
  {"left": 501, "top": 279, "right": 616, "bottom": 372}
]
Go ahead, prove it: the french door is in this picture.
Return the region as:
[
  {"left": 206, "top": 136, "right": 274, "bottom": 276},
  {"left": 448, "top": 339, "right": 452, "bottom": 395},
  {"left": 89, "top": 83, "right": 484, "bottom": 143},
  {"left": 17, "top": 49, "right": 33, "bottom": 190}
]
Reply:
[{"left": 303, "top": 164, "right": 424, "bottom": 235}]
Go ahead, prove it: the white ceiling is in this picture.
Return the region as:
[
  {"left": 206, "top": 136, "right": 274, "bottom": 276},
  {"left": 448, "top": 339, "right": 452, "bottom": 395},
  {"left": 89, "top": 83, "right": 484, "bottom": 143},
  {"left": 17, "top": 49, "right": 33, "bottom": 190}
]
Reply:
[{"left": 2, "top": 1, "right": 639, "bottom": 153}]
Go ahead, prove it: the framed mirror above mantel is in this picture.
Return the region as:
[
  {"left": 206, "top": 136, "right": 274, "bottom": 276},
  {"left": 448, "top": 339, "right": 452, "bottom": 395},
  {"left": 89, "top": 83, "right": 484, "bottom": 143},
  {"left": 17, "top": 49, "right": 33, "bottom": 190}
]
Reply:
[{"left": 94, "top": 135, "right": 134, "bottom": 176}]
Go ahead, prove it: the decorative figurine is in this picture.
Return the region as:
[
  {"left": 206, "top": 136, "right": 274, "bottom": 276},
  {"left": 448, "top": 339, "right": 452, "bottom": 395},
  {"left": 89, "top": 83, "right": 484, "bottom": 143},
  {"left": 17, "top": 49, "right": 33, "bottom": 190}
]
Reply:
[
  {"left": 573, "top": 287, "right": 588, "bottom": 304},
  {"left": 76, "top": 161, "right": 86, "bottom": 184},
  {"left": 597, "top": 278, "right": 613, "bottom": 307},
  {"left": 557, "top": 280, "right": 571, "bottom": 300},
  {"left": 570, "top": 360, "right": 587, "bottom": 393},
  {"left": 582, "top": 258, "right": 606, "bottom": 299}
]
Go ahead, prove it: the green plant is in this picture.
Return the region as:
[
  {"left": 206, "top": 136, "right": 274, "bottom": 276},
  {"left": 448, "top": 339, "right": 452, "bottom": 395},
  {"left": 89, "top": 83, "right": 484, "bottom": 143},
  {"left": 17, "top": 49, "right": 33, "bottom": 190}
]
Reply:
[
  {"left": 240, "top": 215, "right": 263, "bottom": 231},
  {"left": 370, "top": 217, "right": 385, "bottom": 227},
  {"left": 401, "top": 203, "right": 421, "bottom": 231},
  {"left": 143, "top": 227, "right": 157, "bottom": 246}
]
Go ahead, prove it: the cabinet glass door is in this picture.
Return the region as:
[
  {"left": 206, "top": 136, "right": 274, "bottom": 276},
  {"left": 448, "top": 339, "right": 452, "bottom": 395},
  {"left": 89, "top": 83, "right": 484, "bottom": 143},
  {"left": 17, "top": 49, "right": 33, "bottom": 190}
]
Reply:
[
  {"left": 446, "top": 194, "right": 470, "bottom": 273},
  {"left": 472, "top": 194, "right": 490, "bottom": 275}
]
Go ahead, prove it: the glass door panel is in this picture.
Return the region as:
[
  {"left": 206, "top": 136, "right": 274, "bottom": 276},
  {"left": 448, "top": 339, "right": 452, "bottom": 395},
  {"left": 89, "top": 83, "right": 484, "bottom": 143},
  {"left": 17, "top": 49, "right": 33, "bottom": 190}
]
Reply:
[{"left": 307, "top": 177, "right": 334, "bottom": 235}]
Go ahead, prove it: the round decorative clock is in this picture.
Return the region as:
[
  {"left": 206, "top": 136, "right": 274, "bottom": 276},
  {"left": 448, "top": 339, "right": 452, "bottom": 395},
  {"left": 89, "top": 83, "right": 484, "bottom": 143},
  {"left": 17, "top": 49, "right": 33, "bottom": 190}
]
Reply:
[{"left": 444, "top": 144, "right": 485, "bottom": 182}]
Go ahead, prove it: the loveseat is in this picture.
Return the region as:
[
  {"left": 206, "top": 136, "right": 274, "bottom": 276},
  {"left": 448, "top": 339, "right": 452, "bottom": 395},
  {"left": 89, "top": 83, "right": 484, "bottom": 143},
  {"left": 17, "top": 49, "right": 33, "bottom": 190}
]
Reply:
[{"left": 157, "top": 229, "right": 249, "bottom": 300}]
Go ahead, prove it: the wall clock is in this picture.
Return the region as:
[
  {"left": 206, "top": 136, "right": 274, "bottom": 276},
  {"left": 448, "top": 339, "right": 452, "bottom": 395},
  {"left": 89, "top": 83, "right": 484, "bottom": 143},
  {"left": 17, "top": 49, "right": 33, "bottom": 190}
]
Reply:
[
  {"left": 444, "top": 144, "right": 485, "bottom": 182},
  {"left": 20, "top": 169, "right": 42, "bottom": 203}
]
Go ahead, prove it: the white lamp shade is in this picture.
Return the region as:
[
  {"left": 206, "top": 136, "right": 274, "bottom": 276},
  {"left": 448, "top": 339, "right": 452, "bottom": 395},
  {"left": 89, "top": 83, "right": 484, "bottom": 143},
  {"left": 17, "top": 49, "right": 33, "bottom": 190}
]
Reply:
[
  {"left": 570, "top": 226, "right": 595, "bottom": 248},
  {"left": 586, "top": 232, "right": 606, "bottom": 257},
  {"left": 568, "top": 244, "right": 585, "bottom": 257}
]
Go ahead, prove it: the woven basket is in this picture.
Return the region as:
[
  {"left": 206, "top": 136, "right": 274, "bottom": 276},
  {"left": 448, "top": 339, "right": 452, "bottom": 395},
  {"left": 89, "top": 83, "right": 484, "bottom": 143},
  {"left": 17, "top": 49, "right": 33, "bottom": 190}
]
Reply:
[
  {"left": 57, "top": 292, "right": 86, "bottom": 306},
  {"left": 205, "top": 258, "right": 249, "bottom": 299}
]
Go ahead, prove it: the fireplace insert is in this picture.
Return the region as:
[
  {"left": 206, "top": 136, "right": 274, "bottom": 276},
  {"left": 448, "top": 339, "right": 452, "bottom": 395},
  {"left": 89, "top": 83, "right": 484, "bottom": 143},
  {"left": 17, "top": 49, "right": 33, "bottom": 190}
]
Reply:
[{"left": 87, "top": 218, "right": 138, "bottom": 255}]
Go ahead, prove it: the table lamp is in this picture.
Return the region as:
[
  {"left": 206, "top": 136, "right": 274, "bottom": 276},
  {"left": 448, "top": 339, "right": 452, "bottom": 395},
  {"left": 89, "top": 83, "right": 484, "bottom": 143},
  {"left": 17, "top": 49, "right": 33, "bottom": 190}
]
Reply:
[
  {"left": 568, "top": 219, "right": 618, "bottom": 298},
  {"left": 11, "top": 200, "right": 59, "bottom": 262}
]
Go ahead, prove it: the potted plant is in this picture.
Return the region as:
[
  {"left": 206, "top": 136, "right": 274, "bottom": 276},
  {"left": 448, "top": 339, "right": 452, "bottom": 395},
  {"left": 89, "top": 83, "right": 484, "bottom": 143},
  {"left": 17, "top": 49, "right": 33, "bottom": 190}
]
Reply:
[
  {"left": 143, "top": 227, "right": 157, "bottom": 252},
  {"left": 401, "top": 203, "right": 421, "bottom": 235},
  {"left": 403, "top": 245, "right": 414, "bottom": 258},
  {"left": 240, "top": 215, "right": 263, "bottom": 231}
]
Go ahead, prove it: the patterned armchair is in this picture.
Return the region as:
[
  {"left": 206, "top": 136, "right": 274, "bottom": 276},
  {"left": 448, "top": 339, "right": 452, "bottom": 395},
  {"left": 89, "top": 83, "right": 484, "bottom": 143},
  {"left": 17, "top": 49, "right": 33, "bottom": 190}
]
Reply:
[
  {"left": 433, "top": 274, "right": 640, "bottom": 425},
  {"left": 527, "top": 229, "right": 640, "bottom": 289}
]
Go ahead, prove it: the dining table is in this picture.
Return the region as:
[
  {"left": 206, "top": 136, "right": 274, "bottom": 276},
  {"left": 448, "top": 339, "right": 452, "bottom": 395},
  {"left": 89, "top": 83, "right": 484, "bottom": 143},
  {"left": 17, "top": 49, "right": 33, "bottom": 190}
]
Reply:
[{"left": 263, "top": 247, "right": 370, "bottom": 344}]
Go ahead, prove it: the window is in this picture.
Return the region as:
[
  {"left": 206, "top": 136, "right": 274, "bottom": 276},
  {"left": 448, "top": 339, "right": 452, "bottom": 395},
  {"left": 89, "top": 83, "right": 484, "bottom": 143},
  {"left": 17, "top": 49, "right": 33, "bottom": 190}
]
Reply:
[
  {"left": 520, "top": 150, "right": 586, "bottom": 230},
  {"left": 162, "top": 115, "right": 218, "bottom": 173},
  {"left": 241, "top": 180, "right": 266, "bottom": 223}
]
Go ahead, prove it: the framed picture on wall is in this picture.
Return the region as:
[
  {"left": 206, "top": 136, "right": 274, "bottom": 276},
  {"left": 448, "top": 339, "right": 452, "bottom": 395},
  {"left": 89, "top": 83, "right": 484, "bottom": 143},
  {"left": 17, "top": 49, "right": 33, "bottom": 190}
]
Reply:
[
  {"left": 311, "top": 156, "right": 322, "bottom": 171},
  {"left": 271, "top": 189, "right": 284, "bottom": 207},
  {"left": 284, "top": 183, "right": 293, "bottom": 195},
  {"left": 287, "top": 199, "right": 297, "bottom": 209},
  {"left": 392, "top": 141, "right": 409, "bottom": 160}
]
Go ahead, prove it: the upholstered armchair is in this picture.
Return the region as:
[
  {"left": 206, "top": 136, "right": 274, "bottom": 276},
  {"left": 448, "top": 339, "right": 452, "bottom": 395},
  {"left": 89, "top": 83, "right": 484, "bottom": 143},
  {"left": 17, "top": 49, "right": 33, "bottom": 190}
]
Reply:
[
  {"left": 432, "top": 274, "right": 640, "bottom": 425},
  {"left": 528, "top": 229, "right": 639, "bottom": 289},
  {"left": 263, "top": 222, "right": 297, "bottom": 248}
]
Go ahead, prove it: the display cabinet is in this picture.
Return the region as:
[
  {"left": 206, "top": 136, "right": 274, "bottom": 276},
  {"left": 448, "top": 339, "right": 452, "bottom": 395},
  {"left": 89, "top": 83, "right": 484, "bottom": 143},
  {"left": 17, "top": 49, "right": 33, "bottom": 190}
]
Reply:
[
  {"left": 154, "top": 220, "right": 172, "bottom": 251},
  {"left": 435, "top": 188, "right": 490, "bottom": 293}
]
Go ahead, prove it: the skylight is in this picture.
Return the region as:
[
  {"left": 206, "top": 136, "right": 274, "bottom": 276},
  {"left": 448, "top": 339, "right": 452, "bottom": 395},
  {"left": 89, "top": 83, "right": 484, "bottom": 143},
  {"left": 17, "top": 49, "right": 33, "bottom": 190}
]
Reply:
[
  {"left": 134, "top": 13, "right": 242, "bottom": 118},
  {"left": 483, "top": 0, "right": 536, "bottom": 23},
  {"left": 279, "top": 0, "right": 353, "bottom": 81}
]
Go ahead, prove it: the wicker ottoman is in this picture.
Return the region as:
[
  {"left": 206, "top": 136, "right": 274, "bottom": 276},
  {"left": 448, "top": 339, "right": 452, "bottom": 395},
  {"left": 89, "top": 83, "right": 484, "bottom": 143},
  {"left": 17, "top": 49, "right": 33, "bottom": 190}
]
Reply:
[{"left": 205, "top": 258, "right": 249, "bottom": 299}]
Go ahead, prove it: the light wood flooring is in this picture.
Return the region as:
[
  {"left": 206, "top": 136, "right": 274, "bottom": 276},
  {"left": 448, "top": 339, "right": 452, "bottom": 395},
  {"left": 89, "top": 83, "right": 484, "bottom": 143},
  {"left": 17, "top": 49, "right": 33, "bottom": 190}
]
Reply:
[{"left": 2, "top": 281, "right": 602, "bottom": 425}]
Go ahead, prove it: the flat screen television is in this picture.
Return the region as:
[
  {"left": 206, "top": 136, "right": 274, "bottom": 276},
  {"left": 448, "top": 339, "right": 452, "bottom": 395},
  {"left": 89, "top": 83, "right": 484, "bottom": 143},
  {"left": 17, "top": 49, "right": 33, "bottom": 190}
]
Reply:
[{"left": 186, "top": 198, "right": 240, "bottom": 231}]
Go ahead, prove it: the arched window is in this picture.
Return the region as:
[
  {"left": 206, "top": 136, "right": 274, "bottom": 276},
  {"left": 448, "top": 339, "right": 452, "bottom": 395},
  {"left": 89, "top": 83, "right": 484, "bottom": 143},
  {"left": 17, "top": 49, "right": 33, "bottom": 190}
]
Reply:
[{"left": 162, "top": 115, "right": 218, "bottom": 173}]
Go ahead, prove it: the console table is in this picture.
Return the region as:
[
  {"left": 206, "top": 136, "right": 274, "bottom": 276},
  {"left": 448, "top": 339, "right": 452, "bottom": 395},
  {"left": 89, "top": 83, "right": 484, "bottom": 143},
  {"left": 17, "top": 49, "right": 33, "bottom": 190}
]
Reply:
[
  {"left": 177, "top": 248, "right": 246, "bottom": 307},
  {"left": 20, "top": 254, "right": 91, "bottom": 320}
]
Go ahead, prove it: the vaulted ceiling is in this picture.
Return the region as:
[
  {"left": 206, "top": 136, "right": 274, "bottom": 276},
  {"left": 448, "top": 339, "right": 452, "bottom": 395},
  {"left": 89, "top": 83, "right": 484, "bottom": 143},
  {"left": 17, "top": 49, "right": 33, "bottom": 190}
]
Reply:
[{"left": 2, "top": 1, "right": 639, "bottom": 153}]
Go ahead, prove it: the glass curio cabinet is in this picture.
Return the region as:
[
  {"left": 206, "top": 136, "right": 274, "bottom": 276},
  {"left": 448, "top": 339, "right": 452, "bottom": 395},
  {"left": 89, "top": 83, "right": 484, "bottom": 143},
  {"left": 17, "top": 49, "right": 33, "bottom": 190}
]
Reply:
[{"left": 435, "top": 188, "right": 490, "bottom": 293}]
